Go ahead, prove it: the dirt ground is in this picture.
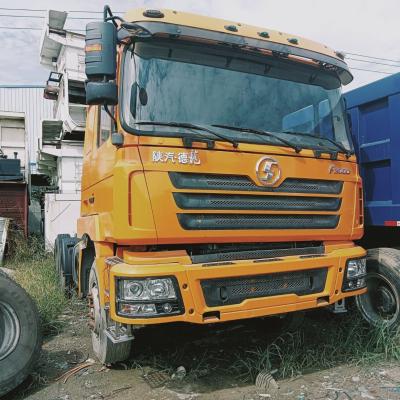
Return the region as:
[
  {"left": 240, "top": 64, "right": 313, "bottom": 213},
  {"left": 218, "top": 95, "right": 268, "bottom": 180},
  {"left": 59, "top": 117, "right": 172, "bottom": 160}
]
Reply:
[{"left": 4, "top": 301, "right": 400, "bottom": 400}]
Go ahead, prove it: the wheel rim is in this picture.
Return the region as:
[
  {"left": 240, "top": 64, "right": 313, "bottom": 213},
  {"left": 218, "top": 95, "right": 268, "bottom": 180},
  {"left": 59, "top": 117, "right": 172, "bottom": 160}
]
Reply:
[
  {"left": 89, "top": 281, "right": 101, "bottom": 338},
  {"left": 356, "top": 272, "right": 400, "bottom": 326},
  {"left": 0, "top": 300, "right": 21, "bottom": 361}
]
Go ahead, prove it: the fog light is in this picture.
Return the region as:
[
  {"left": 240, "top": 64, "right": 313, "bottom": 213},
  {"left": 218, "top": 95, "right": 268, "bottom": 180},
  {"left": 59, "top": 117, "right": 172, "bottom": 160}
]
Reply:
[
  {"left": 162, "top": 303, "right": 172, "bottom": 313},
  {"left": 119, "top": 303, "right": 157, "bottom": 316},
  {"left": 357, "top": 277, "right": 366, "bottom": 287}
]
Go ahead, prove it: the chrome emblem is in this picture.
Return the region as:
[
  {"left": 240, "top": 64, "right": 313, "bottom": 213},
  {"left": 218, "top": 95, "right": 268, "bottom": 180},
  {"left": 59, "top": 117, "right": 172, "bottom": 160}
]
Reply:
[
  {"left": 329, "top": 165, "right": 351, "bottom": 175},
  {"left": 256, "top": 156, "right": 281, "bottom": 186},
  {"left": 152, "top": 150, "right": 200, "bottom": 165}
]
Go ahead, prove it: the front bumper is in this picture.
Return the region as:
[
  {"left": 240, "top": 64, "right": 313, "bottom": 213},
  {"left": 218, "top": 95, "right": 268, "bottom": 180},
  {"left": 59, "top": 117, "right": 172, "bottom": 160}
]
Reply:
[{"left": 108, "top": 244, "right": 366, "bottom": 325}]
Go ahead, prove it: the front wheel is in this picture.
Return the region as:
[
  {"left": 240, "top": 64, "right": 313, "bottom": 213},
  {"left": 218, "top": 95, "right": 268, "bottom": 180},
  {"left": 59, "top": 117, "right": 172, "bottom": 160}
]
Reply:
[
  {"left": 356, "top": 248, "right": 400, "bottom": 329},
  {"left": 88, "top": 264, "right": 132, "bottom": 364}
]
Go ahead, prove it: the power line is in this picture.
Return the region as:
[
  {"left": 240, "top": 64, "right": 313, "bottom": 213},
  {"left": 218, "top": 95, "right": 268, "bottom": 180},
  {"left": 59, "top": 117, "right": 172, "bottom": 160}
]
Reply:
[
  {"left": 345, "top": 52, "right": 400, "bottom": 64},
  {"left": 0, "top": 26, "right": 41, "bottom": 30},
  {"left": 0, "top": 14, "right": 102, "bottom": 20},
  {"left": 349, "top": 66, "right": 393, "bottom": 75},
  {"left": 0, "top": 7, "right": 123, "bottom": 13},
  {"left": 0, "top": 26, "right": 85, "bottom": 32},
  {"left": 0, "top": 14, "right": 44, "bottom": 18},
  {"left": 0, "top": 7, "right": 46, "bottom": 12},
  {"left": 347, "top": 57, "right": 400, "bottom": 68}
]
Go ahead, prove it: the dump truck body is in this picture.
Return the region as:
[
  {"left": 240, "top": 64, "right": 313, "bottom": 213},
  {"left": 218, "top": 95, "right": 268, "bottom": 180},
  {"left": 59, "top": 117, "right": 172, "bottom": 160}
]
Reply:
[{"left": 345, "top": 73, "right": 400, "bottom": 328}]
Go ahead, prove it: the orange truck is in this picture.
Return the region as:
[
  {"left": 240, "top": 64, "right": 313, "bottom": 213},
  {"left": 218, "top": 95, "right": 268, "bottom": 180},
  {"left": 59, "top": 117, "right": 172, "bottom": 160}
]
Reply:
[{"left": 55, "top": 5, "right": 367, "bottom": 363}]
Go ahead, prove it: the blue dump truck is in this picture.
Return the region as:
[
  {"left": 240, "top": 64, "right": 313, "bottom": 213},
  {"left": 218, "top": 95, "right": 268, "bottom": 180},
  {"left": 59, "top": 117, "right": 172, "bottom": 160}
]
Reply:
[{"left": 346, "top": 73, "right": 400, "bottom": 328}]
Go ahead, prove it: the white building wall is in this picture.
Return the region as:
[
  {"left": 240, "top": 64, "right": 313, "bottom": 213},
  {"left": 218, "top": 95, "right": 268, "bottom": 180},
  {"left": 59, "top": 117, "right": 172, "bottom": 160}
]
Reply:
[
  {"left": 0, "top": 86, "right": 54, "bottom": 173},
  {"left": 44, "top": 193, "right": 80, "bottom": 250},
  {"left": 58, "top": 156, "right": 83, "bottom": 193}
]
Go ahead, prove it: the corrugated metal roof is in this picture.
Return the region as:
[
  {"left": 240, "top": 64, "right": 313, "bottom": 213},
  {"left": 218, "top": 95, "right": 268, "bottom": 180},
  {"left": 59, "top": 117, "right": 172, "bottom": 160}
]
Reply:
[{"left": 0, "top": 87, "right": 54, "bottom": 173}]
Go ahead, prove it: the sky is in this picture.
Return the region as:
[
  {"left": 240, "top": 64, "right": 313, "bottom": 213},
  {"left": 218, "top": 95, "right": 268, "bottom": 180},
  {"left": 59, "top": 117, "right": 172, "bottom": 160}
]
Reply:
[{"left": 0, "top": 0, "right": 399, "bottom": 92}]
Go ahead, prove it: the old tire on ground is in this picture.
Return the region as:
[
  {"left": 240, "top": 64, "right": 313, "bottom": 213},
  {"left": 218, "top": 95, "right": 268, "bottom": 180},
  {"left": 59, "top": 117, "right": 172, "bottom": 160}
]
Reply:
[
  {"left": 88, "top": 264, "right": 131, "bottom": 364},
  {"left": 356, "top": 248, "right": 400, "bottom": 329},
  {"left": 0, "top": 272, "right": 41, "bottom": 397}
]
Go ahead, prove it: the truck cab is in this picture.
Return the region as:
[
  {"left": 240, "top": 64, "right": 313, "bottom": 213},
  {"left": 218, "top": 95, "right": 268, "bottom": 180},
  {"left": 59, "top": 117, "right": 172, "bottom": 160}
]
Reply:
[{"left": 62, "top": 6, "right": 367, "bottom": 363}]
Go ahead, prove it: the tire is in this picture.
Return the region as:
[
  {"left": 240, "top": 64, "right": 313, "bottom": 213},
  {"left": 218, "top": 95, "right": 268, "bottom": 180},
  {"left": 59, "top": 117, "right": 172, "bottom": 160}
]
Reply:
[
  {"left": 0, "top": 273, "right": 42, "bottom": 397},
  {"left": 356, "top": 248, "right": 400, "bottom": 329},
  {"left": 54, "top": 234, "right": 70, "bottom": 290},
  {"left": 54, "top": 234, "right": 79, "bottom": 291},
  {"left": 88, "top": 264, "right": 131, "bottom": 364}
]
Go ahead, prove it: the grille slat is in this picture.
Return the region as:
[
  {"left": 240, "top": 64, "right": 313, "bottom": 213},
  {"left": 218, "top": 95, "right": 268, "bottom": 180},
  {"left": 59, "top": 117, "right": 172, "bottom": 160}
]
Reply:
[
  {"left": 178, "top": 213, "right": 339, "bottom": 230},
  {"left": 174, "top": 193, "right": 341, "bottom": 211},
  {"left": 170, "top": 172, "right": 343, "bottom": 195},
  {"left": 192, "top": 244, "right": 324, "bottom": 264},
  {"left": 201, "top": 268, "right": 328, "bottom": 306},
  {"left": 170, "top": 172, "right": 342, "bottom": 231}
]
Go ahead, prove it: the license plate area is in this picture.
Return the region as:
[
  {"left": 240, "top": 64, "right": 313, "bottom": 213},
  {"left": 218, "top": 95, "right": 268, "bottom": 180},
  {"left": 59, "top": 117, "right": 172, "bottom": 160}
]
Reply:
[{"left": 201, "top": 268, "right": 328, "bottom": 307}]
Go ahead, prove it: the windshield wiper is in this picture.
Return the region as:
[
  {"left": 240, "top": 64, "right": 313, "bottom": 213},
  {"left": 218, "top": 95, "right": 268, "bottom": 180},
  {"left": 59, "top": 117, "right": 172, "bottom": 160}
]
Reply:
[
  {"left": 283, "top": 130, "right": 354, "bottom": 159},
  {"left": 136, "top": 121, "right": 239, "bottom": 148},
  {"left": 212, "top": 124, "right": 302, "bottom": 153}
]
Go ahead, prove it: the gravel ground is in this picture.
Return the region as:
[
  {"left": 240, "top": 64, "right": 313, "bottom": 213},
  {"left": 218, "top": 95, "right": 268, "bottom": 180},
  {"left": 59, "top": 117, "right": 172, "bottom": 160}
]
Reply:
[{"left": 4, "top": 301, "right": 400, "bottom": 400}]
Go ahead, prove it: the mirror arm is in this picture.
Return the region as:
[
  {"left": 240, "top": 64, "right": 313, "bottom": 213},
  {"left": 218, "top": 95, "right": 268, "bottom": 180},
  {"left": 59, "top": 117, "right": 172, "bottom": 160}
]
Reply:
[
  {"left": 104, "top": 104, "right": 117, "bottom": 130},
  {"left": 105, "top": 15, "right": 125, "bottom": 27},
  {"left": 103, "top": 5, "right": 125, "bottom": 27}
]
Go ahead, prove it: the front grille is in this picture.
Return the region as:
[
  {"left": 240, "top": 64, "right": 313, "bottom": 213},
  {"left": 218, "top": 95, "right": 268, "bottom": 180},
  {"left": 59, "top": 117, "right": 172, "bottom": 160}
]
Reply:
[
  {"left": 201, "top": 267, "right": 328, "bottom": 306},
  {"left": 170, "top": 172, "right": 342, "bottom": 232},
  {"left": 170, "top": 172, "right": 343, "bottom": 195},
  {"left": 174, "top": 193, "right": 341, "bottom": 211},
  {"left": 178, "top": 214, "right": 339, "bottom": 230},
  {"left": 191, "top": 242, "right": 324, "bottom": 264}
]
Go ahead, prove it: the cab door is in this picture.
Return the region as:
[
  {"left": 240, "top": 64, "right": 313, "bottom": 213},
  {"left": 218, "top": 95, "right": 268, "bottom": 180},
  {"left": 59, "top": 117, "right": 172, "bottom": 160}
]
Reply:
[{"left": 84, "top": 106, "right": 116, "bottom": 215}]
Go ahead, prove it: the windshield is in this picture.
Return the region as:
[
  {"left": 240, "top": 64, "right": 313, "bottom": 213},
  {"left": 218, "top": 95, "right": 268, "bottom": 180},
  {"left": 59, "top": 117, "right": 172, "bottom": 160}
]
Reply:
[{"left": 121, "top": 40, "right": 352, "bottom": 152}]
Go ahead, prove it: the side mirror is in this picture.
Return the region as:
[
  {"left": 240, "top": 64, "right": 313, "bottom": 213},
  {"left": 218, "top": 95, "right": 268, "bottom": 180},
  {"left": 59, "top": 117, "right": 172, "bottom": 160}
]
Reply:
[
  {"left": 85, "top": 81, "right": 118, "bottom": 105},
  {"left": 85, "top": 22, "right": 117, "bottom": 79},
  {"left": 130, "top": 83, "right": 138, "bottom": 118},
  {"left": 111, "top": 132, "right": 124, "bottom": 147}
]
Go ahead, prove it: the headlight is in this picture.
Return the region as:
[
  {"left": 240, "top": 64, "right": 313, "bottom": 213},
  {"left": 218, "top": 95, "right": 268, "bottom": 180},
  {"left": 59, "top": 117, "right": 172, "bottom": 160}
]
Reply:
[
  {"left": 343, "top": 258, "right": 367, "bottom": 292},
  {"left": 116, "top": 277, "right": 183, "bottom": 318},
  {"left": 119, "top": 278, "right": 177, "bottom": 301},
  {"left": 346, "top": 258, "right": 366, "bottom": 279}
]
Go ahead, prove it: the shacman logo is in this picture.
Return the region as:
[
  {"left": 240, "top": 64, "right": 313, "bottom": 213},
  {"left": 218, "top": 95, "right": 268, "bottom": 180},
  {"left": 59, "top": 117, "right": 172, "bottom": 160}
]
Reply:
[{"left": 256, "top": 156, "right": 281, "bottom": 186}]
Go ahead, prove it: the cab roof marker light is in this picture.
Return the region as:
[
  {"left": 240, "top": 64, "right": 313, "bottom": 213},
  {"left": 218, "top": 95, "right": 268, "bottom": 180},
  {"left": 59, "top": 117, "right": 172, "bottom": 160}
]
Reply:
[
  {"left": 143, "top": 9, "right": 165, "bottom": 18},
  {"left": 335, "top": 51, "right": 346, "bottom": 60},
  {"left": 258, "top": 31, "right": 270, "bottom": 38},
  {"left": 224, "top": 25, "right": 238, "bottom": 32}
]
